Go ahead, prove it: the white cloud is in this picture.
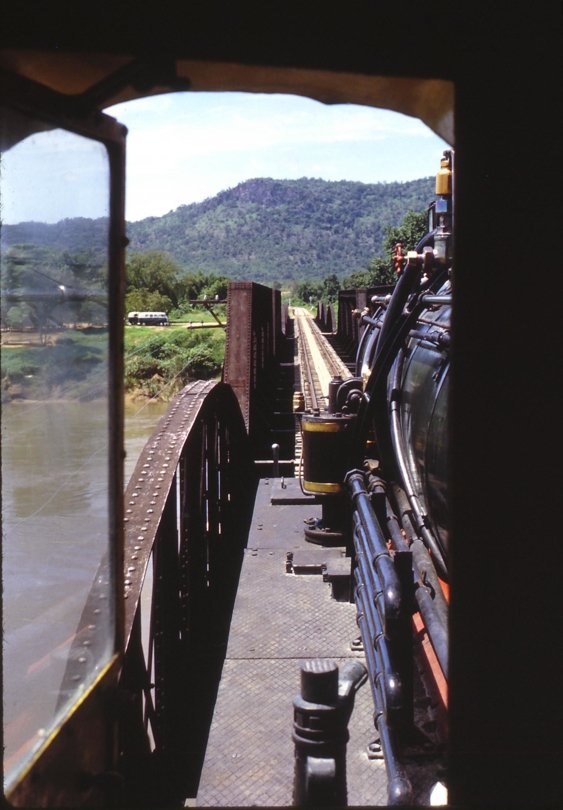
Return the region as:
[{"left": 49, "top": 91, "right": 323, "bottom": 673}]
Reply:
[
  {"left": 107, "top": 92, "right": 447, "bottom": 221},
  {"left": 117, "top": 95, "right": 429, "bottom": 164}
]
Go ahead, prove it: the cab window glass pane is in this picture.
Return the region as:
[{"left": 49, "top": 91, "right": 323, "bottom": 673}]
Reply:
[{"left": 1, "top": 119, "right": 113, "bottom": 786}]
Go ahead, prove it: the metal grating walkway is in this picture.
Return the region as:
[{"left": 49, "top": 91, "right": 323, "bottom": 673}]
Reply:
[{"left": 196, "top": 477, "right": 388, "bottom": 806}]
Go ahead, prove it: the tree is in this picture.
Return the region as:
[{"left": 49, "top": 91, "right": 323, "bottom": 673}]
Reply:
[
  {"left": 343, "top": 257, "right": 394, "bottom": 288},
  {"left": 343, "top": 209, "right": 429, "bottom": 289},
  {"left": 383, "top": 210, "right": 428, "bottom": 260},
  {"left": 321, "top": 273, "right": 341, "bottom": 302},
  {"left": 125, "top": 289, "right": 173, "bottom": 314},
  {"left": 292, "top": 280, "right": 322, "bottom": 305},
  {"left": 176, "top": 271, "right": 208, "bottom": 302},
  {"left": 201, "top": 273, "right": 230, "bottom": 301},
  {"left": 364, "top": 256, "right": 395, "bottom": 286},
  {"left": 126, "top": 251, "right": 182, "bottom": 306}
]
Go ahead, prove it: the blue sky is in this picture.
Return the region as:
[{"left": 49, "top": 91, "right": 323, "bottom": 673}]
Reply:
[
  {"left": 107, "top": 92, "right": 449, "bottom": 222},
  {"left": 2, "top": 91, "right": 448, "bottom": 225}
]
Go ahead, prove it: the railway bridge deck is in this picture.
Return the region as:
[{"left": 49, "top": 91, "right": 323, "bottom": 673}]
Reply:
[
  {"left": 194, "top": 293, "right": 443, "bottom": 806},
  {"left": 196, "top": 476, "right": 388, "bottom": 806}
]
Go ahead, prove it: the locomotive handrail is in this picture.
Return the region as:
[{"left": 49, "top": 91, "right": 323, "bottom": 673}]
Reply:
[
  {"left": 389, "top": 352, "right": 448, "bottom": 577},
  {"left": 347, "top": 471, "right": 405, "bottom": 635},
  {"left": 406, "top": 328, "right": 451, "bottom": 348},
  {"left": 346, "top": 469, "right": 414, "bottom": 805},
  {"left": 418, "top": 294, "right": 452, "bottom": 305}
]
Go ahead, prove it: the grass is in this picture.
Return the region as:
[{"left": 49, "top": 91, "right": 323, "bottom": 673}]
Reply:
[
  {"left": 1, "top": 310, "right": 228, "bottom": 402},
  {"left": 124, "top": 323, "right": 225, "bottom": 398}
]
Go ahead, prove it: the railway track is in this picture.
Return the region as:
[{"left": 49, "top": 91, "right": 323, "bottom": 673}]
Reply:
[
  {"left": 293, "top": 307, "right": 351, "bottom": 412},
  {"left": 292, "top": 307, "right": 352, "bottom": 469}
]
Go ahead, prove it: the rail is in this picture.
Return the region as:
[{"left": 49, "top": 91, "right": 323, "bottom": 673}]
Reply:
[{"left": 293, "top": 307, "right": 351, "bottom": 412}]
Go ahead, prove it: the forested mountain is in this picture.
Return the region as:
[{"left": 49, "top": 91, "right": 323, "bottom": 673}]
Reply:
[
  {"left": 128, "top": 177, "right": 434, "bottom": 283},
  {"left": 3, "top": 176, "right": 435, "bottom": 284}
]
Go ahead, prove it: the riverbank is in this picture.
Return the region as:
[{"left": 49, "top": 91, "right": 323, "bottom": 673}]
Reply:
[
  {"left": 124, "top": 323, "right": 224, "bottom": 398},
  {"left": 1, "top": 322, "right": 225, "bottom": 403}
]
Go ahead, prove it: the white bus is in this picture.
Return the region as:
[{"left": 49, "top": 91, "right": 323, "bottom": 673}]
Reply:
[{"left": 127, "top": 311, "right": 169, "bottom": 326}]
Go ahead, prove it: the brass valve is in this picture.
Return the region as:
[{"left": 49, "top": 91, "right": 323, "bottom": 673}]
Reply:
[{"left": 435, "top": 151, "right": 453, "bottom": 196}]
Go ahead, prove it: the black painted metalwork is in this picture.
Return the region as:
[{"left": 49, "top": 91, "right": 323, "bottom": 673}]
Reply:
[
  {"left": 292, "top": 659, "right": 367, "bottom": 807},
  {"left": 346, "top": 470, "right": 415, "bottom": 805}
]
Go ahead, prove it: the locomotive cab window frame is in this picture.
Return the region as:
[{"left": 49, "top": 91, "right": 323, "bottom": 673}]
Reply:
[{"left": 1, "top": 72, "right": 126, "bottom": 805}]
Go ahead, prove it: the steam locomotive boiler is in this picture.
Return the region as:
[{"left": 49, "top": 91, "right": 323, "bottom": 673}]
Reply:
[
  {"left": 355, "top": 150, "right": 452, "bottom": 577},
  {"left": 299, "top": 151, "right": 453, "bottom": 802}
]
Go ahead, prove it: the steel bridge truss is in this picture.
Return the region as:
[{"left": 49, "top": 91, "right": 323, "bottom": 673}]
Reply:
[{"left": 103, "top": 380, "right": 255, "bottom": 804}]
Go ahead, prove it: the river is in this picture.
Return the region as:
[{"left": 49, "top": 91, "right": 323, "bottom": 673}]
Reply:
[{"left": 1, "top": 396, "right": 169, "bottom": 786}]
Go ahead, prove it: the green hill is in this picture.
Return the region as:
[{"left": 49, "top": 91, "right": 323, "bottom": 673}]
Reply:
[
  {"left": 128, "top": 176, "right": 434, "bottom": 283},
  {"left": 3, "top": 176, "right": 435, "bottom": 285}
]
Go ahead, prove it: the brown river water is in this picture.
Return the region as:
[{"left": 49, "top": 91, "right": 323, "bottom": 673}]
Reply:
[{"left": 1, "top": 396, "right": 169, "bottom": 787}]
